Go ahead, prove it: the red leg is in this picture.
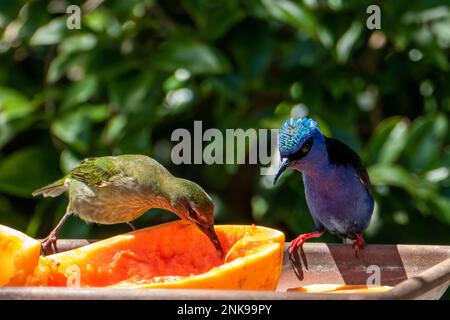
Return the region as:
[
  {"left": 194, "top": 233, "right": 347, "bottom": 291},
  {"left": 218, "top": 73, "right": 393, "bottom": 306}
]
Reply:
[
  {"left": 289, "top": 230, "right": 324, "bottom": 254},
  {"left": 352, "top": 233, "right": 365, "bottom": 257}
]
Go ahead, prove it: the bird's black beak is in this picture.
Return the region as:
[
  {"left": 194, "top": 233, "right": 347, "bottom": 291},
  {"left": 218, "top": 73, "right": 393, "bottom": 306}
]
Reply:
[
  {"left": 273, "top": 158, "right": 293, "bottom": 185},
  {"left": 198, "top": 224, "right": 223, "bottom": 259}
]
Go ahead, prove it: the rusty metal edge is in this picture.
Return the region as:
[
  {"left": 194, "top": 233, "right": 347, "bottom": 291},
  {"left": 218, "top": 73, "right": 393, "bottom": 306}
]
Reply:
[
  {"left": 380, "top": 258, "right": 450, "bottom": 300},
  {"left": 0, "top": 287, "right": 384, "bottom": 300}
]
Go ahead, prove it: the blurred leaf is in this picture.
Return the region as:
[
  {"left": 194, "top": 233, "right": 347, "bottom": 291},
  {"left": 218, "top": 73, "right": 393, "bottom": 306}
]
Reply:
[
  {"left": 229, "top": 22, "right": 274, "bottom": 81},
  {"left": 0, "top": 146, "right": 60, "bottom": 198},
  {"left": 316, "top": 25, "right": 334, "bottom": 48},
  {"left": 84, "top": 9, "right": 110, "bottom": 33},
  {"left": 156, "top": 41, "right": 230, "bottom": 74},
  {"left": 0, "top": 195, "right": 27, "bottom": 229},
  {"left": 83, "top": 8, "right": 121, "bottom": 37},
  {"left": 29, "top": 17, "right": 66, "bottom": 46},
  {"left": 261, "top": 0, "right": 317, "bottom": 37},
  {"left": 365, "top": 117, "right": 404, "bottom": 163},
  {"left": 62, "top": 75, "right": 99, "bottom": 109},
  {"left": 0, "top": 86, "right": 35, "bottom": 148},
  {"left": 26, "top": 198, "right": 56, "bottom": 237},
  {"left": 117, "top": 128, "right": 151, "bottom": 155},
  {"left": 60, "top": 148, "right": 81, "bottom": 174},
  {"left": 365, "top": 117, "right": 409, "bottom": 165},
  {"left": 103, "top": 114, "right": 127, "bottom": 145},
  {"left": 205, "top": 74, "right": 244, "bottom": 102},
  {"left": 379, "top": 120, "right": 409, "bottom": 164},
  {"left": 368, "top": 164, "right": 435, "bottom": 199},
  {"left": 108, "top": 73, "right": 154, "bottom": 113},
  {"left": 431, "top": 197, "right": 450, "bottom": 225},
  {"left": 282, "top": 36, "right": 325, "bottom": 68},
  {"left": 182, "top": 0, "right": 245, "bottom": 40},
  {"left": 47, "top": 52, "right": 73, "bottom": 83},
  {"left": 0, "top": 87, "right": 32, "bottom": 116},
  {"left": 336, "top": 21, "right": 363, "bottom": 64},
  {"left": 60, "top": 216, "right": 92, "bottom": 238},
  {"left": 60, "top": 33, "right": 98, "bottom": 53},
  {"left": 51, "top": 110, "right": 91, "bottom": 153},
  {"left": 403, "top": 113, "right": 448, "bottom": 172}
]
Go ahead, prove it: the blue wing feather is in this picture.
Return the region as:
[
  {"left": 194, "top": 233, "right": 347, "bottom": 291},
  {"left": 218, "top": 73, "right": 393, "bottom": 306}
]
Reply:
[{"left": 325, "top": 137, "right": 372, "bottom": 196}]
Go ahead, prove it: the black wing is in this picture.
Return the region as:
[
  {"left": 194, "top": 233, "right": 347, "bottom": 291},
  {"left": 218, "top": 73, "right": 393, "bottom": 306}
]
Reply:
[{"left": 325, "top": 137, "right": 372, "bottom": 196}]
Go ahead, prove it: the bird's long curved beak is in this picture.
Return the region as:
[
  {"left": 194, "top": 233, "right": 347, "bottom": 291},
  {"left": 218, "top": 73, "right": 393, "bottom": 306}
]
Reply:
[
  {"left": 199, "top": 224, "right": 223, "bottom": 259},
  {"left": 273, "top": 158, "right": 293, "bottom": 185}
]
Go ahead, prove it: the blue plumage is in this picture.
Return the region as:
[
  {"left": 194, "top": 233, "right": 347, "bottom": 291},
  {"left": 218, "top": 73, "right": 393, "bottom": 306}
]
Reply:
[
  {"left": 274, "top": 117, "right": 374, "bottom": 255},
  {"left": 278, "top": 117, "right": 318, "bottom": 158}
]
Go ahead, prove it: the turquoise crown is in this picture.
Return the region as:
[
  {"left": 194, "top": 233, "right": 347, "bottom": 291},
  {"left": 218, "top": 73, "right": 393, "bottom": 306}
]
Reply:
[{"left": 278, "top": 117, "right": 318, "bottom": 158}]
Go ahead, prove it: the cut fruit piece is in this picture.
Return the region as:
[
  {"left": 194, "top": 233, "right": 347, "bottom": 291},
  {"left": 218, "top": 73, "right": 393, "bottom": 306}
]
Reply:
[
  {"left": 288, "top": 284, "right": 393, "bottom": 294},
  {"left": 0, "top": 225, "right": 41, "bottom": 286},
  {"left": 26, "top": 221, "right": 285, "bottom": 290}
]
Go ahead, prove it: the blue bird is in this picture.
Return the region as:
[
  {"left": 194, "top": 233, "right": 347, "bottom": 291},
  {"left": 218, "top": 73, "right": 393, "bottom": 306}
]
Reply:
[{"left": 273, "top": 117, "right": 374, "bottom": 256}]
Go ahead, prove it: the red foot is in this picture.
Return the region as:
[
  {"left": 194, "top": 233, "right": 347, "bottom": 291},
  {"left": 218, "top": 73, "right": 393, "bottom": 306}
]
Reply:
[
  {"left": 352, "top": 234, "right": 365, "bottom": 257},
  {"left": 289, "top": 230, "right": 324, "bottom": 254}
]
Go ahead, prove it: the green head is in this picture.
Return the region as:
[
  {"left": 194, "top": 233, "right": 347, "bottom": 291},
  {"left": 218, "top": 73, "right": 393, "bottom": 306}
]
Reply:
[{"left": 170, "top": 178, "right": 222, "bottom": 258}]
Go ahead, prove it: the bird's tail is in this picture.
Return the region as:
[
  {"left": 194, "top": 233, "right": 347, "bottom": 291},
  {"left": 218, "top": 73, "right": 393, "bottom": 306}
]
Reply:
[{"left": 32, "top": 178, "right": 68, "bottom": 197}]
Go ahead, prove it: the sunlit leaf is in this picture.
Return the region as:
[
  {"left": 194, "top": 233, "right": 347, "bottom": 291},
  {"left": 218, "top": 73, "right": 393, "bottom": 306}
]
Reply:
[
  {"left": 261, "top": 0, "right": 317, "bottom": 37},
  {"left": 365, "top": 117, "right": 409, "bottom": 165},
  {"left": 29, "top": 17, "right": 66, "bottom": 46},
  {"left": 378, "top": 120, "right": 409, "bottom": 164},
  {"left": 368, "top": 164, "right": 435, "bottom": 199},
  {"left": 336, "top": 21, "right": 363, "bottom": 64},
  {"left": 60, "top": 33, "right": 98, "bottom": 53}
]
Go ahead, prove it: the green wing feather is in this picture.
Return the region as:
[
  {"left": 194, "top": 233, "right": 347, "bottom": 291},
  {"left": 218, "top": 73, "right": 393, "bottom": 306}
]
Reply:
[
  {"left": 69, "top": 157, "right": 122, "bottom": 187},
  {"left": 32, "top": 178, "right": 67, "bottom": 197},
  {"left": 33, "top": 155, "right": 155, "bottom": 198}
]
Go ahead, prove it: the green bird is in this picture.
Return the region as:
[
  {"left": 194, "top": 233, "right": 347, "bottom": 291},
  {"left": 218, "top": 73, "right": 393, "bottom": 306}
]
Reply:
[{"left": 32, "top": 154, "right": 222, "bottom": 257}]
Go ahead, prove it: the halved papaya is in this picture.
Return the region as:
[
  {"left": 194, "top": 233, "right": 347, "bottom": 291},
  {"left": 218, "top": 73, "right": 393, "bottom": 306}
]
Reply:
[
  {"left": 0, "top": 225, "right": 41, "bottom": 286},
  {"left": 288, "top": 284, "right": 393, "bottom": 294},
  {"left": 26, "top": 221, "right": 285, "bottom": 290}
]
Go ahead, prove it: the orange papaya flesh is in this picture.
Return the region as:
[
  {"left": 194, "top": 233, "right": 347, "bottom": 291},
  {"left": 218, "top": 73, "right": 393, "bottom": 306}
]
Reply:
[
  {"left": 0, "top": 225, "right": 41, "bottom": 286},
  {"left": 26, "top": 221, "right": 285, "bottom": 290}
]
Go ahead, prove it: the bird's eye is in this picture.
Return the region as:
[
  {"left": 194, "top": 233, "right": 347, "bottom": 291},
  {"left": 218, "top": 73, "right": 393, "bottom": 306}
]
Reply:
[
  {"left": 291, "top": 138, "right": 314, "bottom": 160},
  {"left": 301, "top": 139, "right": 312, "bottom": 154},
  {"left": 301, "top": 144, "right": 310, "bottom": 153},
  {"left": 188, "top": 208, "right": 198, "bottom": 219}
]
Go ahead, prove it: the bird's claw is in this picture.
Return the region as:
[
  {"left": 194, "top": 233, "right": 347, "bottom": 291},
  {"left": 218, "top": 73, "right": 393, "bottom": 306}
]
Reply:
[
  {"left": 289, "top": 237, "right": 305, "bottom": 255},
  {"left": 288, "top": 230, "right": 324, "bottom": 256},
  {"left": 352, "top": 234, "right": 365, "bottom": 258},
  {"left": 41, "top": 233, "right": 58, "bottom": 256}
]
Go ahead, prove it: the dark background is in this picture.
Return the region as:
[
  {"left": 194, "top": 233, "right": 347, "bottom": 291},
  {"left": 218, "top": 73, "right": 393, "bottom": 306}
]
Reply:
[{"left": 0, "top": 0, "right": 449, "bottom": 296}]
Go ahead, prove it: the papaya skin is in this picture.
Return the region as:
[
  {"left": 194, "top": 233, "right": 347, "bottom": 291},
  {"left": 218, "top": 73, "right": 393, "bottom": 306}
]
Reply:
[{"left": 26, "top": 221, "right": 285, "bottom": 290}]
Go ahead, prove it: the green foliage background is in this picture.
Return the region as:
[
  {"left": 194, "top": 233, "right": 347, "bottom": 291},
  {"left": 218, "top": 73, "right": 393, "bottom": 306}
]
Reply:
[{"left": 0, "top": 0, "right": 449, "bottom": 294}]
